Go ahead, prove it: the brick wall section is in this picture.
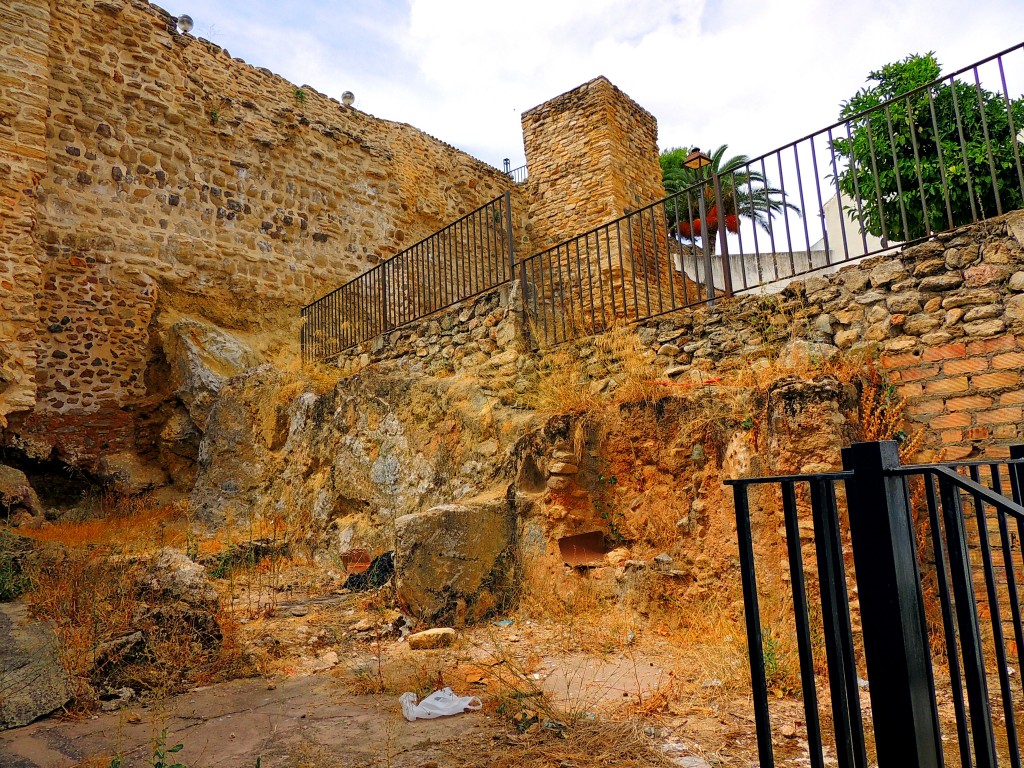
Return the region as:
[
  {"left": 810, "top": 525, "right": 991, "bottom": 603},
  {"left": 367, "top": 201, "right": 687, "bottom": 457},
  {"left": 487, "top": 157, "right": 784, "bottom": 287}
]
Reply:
[
  {"left": 881, "top": 334, "right": 1023, "bottom": 460},
  {"left": 0, "top": 0, "right": 49, "bottom": 425}
]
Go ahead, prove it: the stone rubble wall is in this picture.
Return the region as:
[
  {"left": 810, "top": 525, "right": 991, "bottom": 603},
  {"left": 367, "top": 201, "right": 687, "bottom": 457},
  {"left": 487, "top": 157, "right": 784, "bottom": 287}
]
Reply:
[
  {"left": 334, "top": 282, "right": 535, "bottom": 408},
  {"left": 585, "top": 212, "right": 1024, "bottom": 462},
  {"left": 337, "top": 212, "right": 1024, "bottom": 464},
  {"left": 1, "top": 0, "right": 518, "bottom": 462}
]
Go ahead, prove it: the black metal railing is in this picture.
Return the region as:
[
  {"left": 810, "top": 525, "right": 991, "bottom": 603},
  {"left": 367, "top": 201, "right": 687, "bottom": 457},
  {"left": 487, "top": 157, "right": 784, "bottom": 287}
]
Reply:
[
  {"left": 301, "top": 43, "right": 1023, "bottom": 356},
  {"left": 502, "top": 159, "right": 528, "bottom": 183},
  {"left": 508, "top": 164, "right": 528, "bottom": 184},
  {"left": 301, "top": 191, "right": 516, "bottom": 361},
  {"left": 728, "top": 441, "right": 1024, "bottom": 768},
  {"left": 522, "top": 42, "right": 1024, "bottom": 346}
]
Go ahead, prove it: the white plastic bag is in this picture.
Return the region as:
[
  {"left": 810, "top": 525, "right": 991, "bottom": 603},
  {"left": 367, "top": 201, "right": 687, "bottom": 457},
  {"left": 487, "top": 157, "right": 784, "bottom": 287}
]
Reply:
[{"left": 399, "top": 687, "right": 482, "bottom": 721}]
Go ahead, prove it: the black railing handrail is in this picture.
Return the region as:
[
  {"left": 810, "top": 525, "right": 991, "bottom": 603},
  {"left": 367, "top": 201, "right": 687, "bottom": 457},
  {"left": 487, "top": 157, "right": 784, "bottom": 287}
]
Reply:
[
  {"left": 725, "top": 470, "right": 854, "bottom": 486},
  {"left": 726, "top": 457, "right": 1024, "bottom": 486},
  {"left": 741, "top": 40, "right": 1024, "bottom": 168},
  {"left": 302, "top": 192, "right": 510, "bottom": 312},
  {"left": 527, "top": 40, "right": 1024, "bottom": 269},
  {"left": 899, "top": 464, "right": 1024, "bottom": 520}
]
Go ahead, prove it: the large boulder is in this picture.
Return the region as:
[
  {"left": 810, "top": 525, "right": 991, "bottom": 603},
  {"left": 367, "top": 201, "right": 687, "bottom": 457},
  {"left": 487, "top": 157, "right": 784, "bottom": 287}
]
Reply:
[
  {"left": 0, "top": 602, "right": 72, "bottom": 729},
  {"left": 95, "top": 452, "right": 169, "bottom": 495},
  {"left": 0, "top": 465, "right": 42, "bottom": 518},
  {"left": 395, "top": 494, "right": 517, "bottom": 621},
  {"left": 163, "top": 319, "right": 261, "bottom": 431}
]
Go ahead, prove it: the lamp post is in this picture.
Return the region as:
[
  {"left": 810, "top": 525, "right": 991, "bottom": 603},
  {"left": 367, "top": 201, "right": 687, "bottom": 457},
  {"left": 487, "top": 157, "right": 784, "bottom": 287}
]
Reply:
[{"left": 684, "top": 148, "right": 716, "bottom": 304}]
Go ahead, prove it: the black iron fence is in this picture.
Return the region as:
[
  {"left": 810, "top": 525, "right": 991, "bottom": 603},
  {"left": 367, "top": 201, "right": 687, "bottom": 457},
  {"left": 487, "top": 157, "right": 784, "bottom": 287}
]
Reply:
[
  {"left": 728, "top": 441, "right": 1024, "bottom": 768},
  {"left": 524, "top": 41, "right": 1024, "bottom": 345},
  {"left": 509, "top": 164, "right": 528, "bottom": 184},
  {"left": 301, "top": 192, "right": 515, "bottom": 361},
  {"left": 302, "top": 43, "right": 1024, "bottom": 357}
]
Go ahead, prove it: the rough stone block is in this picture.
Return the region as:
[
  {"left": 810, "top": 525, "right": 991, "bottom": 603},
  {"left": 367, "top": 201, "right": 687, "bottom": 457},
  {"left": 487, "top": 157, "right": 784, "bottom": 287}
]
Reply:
[{"left": 395, "top": 497, "right": 516, "bottom": 621}]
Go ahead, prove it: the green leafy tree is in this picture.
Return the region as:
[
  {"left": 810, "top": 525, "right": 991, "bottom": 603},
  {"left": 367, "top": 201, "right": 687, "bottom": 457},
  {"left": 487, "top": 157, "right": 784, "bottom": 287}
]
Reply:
[
  {"left": 659, "top": 144, "right": 799, "bottom": 254},
  {"left": 832, "top": 52, "right": 1024, "bottom": 242}
]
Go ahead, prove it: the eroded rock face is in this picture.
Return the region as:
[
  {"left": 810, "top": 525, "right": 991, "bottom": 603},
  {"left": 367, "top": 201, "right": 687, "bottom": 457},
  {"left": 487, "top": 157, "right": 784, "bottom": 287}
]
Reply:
[
  {"left": 163, "top": 319, "right": 262, "bottom": 431},
  {"left": 192, "top": 364, "right": 539, "bottom": 546},
  {"left": 395, "top": 496, "right": 516, "bottom": 621},
  {"left": 765, "top": 375, "right": 857, "bottom": 474},
  {"left": 95, "top": 452, "right": 169, "bottom": 496},
  {"left": 0, "top": 602, "right": 72, "bottom": 730}
]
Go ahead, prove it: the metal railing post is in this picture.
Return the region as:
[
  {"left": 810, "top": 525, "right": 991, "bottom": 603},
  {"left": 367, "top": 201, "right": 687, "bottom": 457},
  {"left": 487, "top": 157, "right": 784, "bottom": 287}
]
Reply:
[
  {"left": 712, "top": 171, "right": 733, "bottom": 297},
  {"left": 697, "top": 185, "right": 715, "bottom": 305},
  {"left": 841, "top": 441, "right": 942, "bottom": 768},
  {"left": 1011, "top": 445, "right": 1024, "bottom": 502},
  {"left": 381, "top": 270, "right": 391, "bottom": 332},
  {"left": 504, "top": 189, "right": 516, "bottom": 278}
]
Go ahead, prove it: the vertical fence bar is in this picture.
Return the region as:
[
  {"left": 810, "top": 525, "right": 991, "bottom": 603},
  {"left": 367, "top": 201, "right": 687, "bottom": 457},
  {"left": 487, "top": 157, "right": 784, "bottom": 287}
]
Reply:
[
  {"left": 936, "top": 468, "right": 998, "bottom": 768},
  {"left": 998, "top": 56, "right": 1024, "bottom": 199},
  {"left": 970, "top": 464, "right": 1021, "bottom": 768},
  {"left": 882, "top": 103, "right": 911, "bottom": 239},
  {"left": 808, "top": 477, "right": 863, "bottom": 768},
  {"left": 504, "top": 190, "right": 516, "bottom": 283},
  {"left": 924, "top": 474, "right": 973, "bottom": 768},
  {"left": 949, "top": 76, "right": 980, "bottom": 223},
  {"left": 972, "top": 67, "right": 1002, "bottom": 216},
  {"left": 840, "top": 441, "right": 942, "bottom": 768},
  {"left": 733, "top": 482, "right": 774, "bottom": 768},
  {"left": 712, "top": 173, "right": 733, "bottom": 297},
  {"left": 780, "top": 481, "right": 826, "bottom": 768},
  {"left": 991, "top": 463, "right": 1024, "bottom": 690},
  {"left": 926, "top": 87, "right": 957, "bottom": 231}
]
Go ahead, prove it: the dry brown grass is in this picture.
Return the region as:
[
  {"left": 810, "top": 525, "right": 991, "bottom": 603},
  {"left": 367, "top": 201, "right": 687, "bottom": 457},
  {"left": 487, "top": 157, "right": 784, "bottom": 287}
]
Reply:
[
  {"left": 485, "top": 717, "right": 675, "bottom": 768},
  {"left": 528, "top": 344, "right": 600, "bottom": 414},
  {"left": 527, "top": 313, "right": 662, "bottom": 414},
  {"left": 18, "top": 496, "right": 188, "bottom": 552},
  {"left": 513, "top": 557, "right": 637, "bottom": 655},
  {"left": 16, "top": 495, "right": 248, "bottom": 712},
  {"left": 857, "top": 364, "right": 925, "bottom": 461}
]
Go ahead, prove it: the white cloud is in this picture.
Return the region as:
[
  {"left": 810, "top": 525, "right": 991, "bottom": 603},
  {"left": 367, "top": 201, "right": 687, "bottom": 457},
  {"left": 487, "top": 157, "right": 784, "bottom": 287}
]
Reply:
[{"left": 164, "top": 0, "right": 1024, "bottom": 171}]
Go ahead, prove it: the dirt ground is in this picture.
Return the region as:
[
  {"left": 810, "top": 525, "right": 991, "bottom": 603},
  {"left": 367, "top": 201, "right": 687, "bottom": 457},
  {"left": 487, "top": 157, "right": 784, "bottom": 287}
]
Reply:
[
  {"left": 0, "top": 668, "right": 785, "bottom": 768},
  {"left": 0, "top": 578, "right": 791, "bottom": 768}
]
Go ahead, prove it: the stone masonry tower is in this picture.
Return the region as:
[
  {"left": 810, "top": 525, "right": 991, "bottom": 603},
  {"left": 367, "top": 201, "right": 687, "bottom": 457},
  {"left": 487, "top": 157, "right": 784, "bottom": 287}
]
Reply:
[
  {"left": 521, "top": 76, "right": 665, "bottom": 251},
  {"left": 520, "top": 77, "right": 669, "bottom": 325}
]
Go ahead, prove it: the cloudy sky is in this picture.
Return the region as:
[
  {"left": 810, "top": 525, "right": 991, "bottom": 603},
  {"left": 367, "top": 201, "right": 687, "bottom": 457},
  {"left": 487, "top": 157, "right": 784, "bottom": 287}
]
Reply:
[{"left": 162, "top": 0, "right": 1024, "bottom": 171}]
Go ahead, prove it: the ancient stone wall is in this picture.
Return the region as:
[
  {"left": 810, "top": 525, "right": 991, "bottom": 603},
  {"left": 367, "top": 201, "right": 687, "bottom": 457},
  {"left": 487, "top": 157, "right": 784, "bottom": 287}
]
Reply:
[
  {"left": 333, "top": 282, "right": 534, "bottom": 409},
  {"left": 2, "top": 0, "right": 517, "bottom": 463},
  {"left": 520, "top": 77, "right": 666, "bottom": 324},
  {"left": 337, "top": 212, "right": 1024, "bottom": 464},
  {"left": 591, "top": 212, "right": 1024, "bottom": 462},
  {"left": 0, "top": 0, "right": 50, "bottom": 426}
]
